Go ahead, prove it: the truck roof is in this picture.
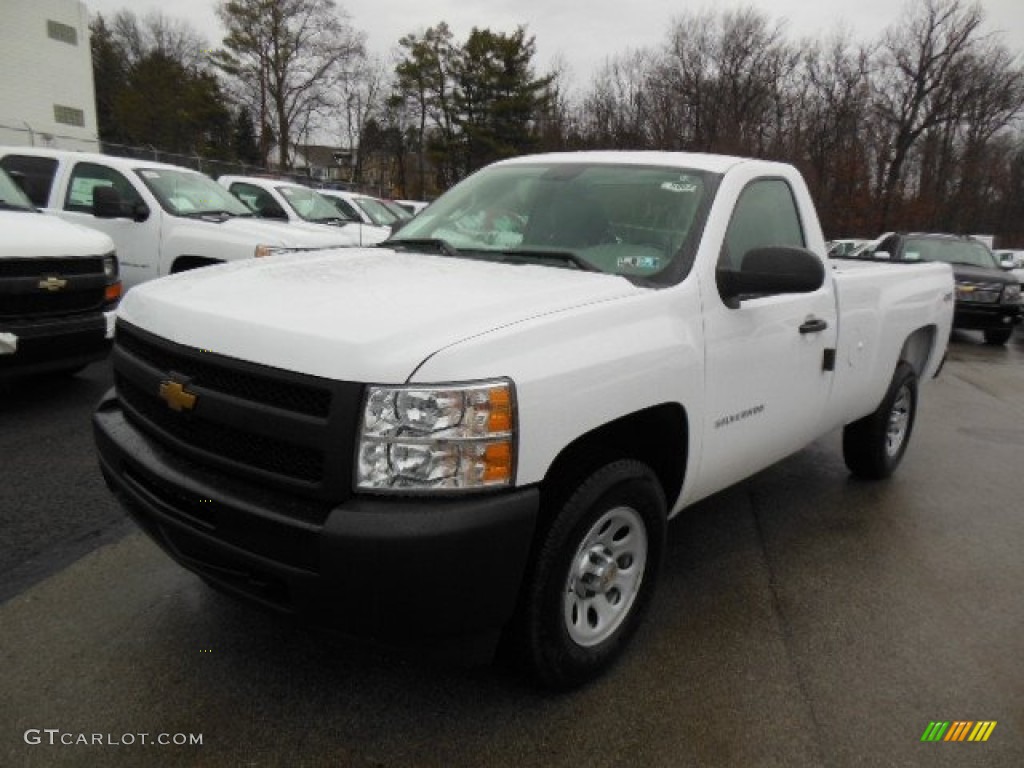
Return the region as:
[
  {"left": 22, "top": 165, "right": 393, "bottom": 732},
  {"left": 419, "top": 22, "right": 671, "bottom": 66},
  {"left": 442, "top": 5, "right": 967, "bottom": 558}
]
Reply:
[
  {"left": 0, "top": 146, "right": 207, "bottom": 175},
  {"left": 494, "top": 151, "right": 771, "bottom": 175}
]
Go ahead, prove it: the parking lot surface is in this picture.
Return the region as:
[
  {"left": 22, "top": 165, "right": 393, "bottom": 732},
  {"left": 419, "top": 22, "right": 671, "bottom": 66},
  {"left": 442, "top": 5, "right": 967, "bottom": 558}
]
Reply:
[{"left": 1, "top": 330, "right": 1022, "bottom": 767}]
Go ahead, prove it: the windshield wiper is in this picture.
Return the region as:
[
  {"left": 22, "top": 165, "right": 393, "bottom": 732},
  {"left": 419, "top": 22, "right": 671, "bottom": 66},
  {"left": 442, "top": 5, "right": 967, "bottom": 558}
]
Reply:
[
  {"left": 385, "top": 238, "right": 460, "bottom": 257},
  {"left": 179, "top": 210, "right": 252, "bottom": 221},
  {"left": 494, "top": 249, "right": 601, "bottom": 272}
]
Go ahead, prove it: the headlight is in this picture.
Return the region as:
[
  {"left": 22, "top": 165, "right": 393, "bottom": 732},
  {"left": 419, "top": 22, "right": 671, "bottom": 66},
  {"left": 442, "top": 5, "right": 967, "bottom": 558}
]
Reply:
[
  {"left": 356, "top": 380, "right": 515, "bottom": 492},
  {"left": 102, "top": 252, "right": 118, "bottom": 279},
  {"left": 1003, "top": 283, "right": 1021, "bottom": 304}
]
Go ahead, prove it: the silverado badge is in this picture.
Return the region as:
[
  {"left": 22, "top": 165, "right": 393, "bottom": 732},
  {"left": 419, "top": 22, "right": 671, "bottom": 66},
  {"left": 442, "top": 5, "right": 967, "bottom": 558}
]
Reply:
[
  {"left": 38, "top": 276, "right": 68, "bottom": 292},
  {"left": 159, "top": 380, "right": 197, "bottom": 412}
]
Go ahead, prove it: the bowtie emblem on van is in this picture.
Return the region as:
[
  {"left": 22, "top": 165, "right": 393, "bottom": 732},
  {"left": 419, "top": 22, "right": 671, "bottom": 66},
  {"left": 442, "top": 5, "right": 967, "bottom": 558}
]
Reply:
[
  {"left": 38, "top": 276, "right": 68, "bottom": 291},
  {"left": 159, "top": 379, "right": 197, "bottom": 412}
]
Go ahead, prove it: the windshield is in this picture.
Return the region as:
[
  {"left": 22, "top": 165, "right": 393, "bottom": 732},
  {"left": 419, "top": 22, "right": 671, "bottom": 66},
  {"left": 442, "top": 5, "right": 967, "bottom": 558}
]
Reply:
[
  {"left": 354, "top": 196, "right": 400, "bottom": 226},
  {"left": 0, "top": 168, "right": 35, "bottom": 211},
  {"left": 277, "top": 186, "right": 350, "bottom": 223},
  {"left": 389, "top": 162, "right": 716, "bottom": 283},
  {"left": 136, "top": 168, "right": 251, "bottom": 217},
  {"left": 903, "top": 238, "right": 999, "bottom": 269}
]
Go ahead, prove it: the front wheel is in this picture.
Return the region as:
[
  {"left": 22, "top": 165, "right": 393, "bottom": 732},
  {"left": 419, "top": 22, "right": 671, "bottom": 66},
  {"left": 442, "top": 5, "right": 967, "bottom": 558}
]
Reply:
[
  {"left": 983, "top": 328, "right": 1012, "bottom": 345},
  {"left": 520, "top": 460, "right": 666, "bottom": 690},
  {"left": 843, "top": 361, "right": 918, "bottom": 480}
]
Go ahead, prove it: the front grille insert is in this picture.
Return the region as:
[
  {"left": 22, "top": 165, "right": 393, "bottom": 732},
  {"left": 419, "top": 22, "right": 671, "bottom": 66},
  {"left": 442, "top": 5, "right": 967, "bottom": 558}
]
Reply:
[
  {"left": 112, "top": 319, "right": 362, "bottom": 502},
  {"left": 116, "top": 322, "right": 332, "bottom": 418},
  {"left": 117, "top": 372, "right": 326, "bottom": 483}
]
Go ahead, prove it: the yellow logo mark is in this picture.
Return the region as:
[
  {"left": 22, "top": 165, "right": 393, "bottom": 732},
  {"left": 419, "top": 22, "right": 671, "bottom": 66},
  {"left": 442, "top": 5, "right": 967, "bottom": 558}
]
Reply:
[
  {"left": 38, "top": 276, "right": 68, "bottom": 291},
  {"left": 159, "top": 380, "right": 197, "bottom": 412}
]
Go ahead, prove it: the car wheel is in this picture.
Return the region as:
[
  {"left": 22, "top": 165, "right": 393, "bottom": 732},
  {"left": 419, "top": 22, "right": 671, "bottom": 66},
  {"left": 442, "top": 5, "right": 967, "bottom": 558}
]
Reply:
[
  {"left": 843, "top": 361, "right": 918, "bottom": 480},
  {"left": 983, "top": 329, "right": 1012, "bottom": 345},
  {"left": 520, "top": 460, "right": 666, "bottom": 690}
]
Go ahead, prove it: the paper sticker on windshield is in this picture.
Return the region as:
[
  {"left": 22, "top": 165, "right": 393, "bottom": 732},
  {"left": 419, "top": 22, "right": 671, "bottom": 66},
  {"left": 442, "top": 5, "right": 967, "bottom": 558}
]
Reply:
[
  {"left": 618, "top": 256, "right": 660, "bottom": 270},
  {"left": 661, "top": 181, "right": 698, "bottom": 193}
]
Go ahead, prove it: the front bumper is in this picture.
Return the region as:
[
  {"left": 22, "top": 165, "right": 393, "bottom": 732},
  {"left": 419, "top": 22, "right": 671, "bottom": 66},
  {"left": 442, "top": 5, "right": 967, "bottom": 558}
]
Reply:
[
  {"left": 953, "top": 303, "right": 1021, "bottom": 332},
  {"left": 0, "top": 312, "right": 112, "bottom": 378},
  {"left": 94, "top": 391, "right": 540, "bottom": 645}
]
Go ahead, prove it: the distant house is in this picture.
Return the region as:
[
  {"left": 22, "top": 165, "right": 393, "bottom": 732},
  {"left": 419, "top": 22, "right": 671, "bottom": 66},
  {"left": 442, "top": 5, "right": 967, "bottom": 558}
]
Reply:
[
  {"left": 289, "top": 144, "right": 353, "bottom": 182},
  {"left": 0, "top": 0, "right": 99, "bottom": 151}
]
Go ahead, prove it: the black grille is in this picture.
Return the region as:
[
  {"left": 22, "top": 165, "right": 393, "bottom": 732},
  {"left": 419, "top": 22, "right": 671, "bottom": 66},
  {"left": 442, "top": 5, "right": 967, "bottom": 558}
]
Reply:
[
  {"left": 111, "top": 320, "right": 361, "bottom": 502},
  {"left": 0, "top": 257, "right": 104, "bottom": 278},
  {"left": 117, "top": 322, "right": 331, "bottom": 418},
  {"left": 117, "top": 372, "right": 325, "bottom": 483},
  {"left": 0, "top": 288, "right": 106, "bottom": 318}
]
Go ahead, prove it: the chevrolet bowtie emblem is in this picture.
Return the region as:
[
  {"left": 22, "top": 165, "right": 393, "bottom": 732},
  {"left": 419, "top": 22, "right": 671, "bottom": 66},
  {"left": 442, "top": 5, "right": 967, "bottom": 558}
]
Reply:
[
  {"left": 38, "top": 276, "right": 68, "bottom": 291},
  {"left": 159, "top": 380, "right": 197, "bottom": 412}
]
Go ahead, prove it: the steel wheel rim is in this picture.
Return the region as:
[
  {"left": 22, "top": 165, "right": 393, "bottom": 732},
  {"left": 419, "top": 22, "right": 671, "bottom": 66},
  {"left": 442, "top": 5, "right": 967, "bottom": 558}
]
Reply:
[
  {"left": 563, "top": 505, "right": 648, "bottom": 647},
  {"left": 886, "top": 385, "right": 912, "bottom": 457}
]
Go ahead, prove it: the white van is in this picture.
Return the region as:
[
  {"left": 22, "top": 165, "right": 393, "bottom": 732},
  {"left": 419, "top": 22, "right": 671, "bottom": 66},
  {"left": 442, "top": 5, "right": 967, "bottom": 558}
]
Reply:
[{"left": 1, "top": 167, "right": 120, "bottom": 377}]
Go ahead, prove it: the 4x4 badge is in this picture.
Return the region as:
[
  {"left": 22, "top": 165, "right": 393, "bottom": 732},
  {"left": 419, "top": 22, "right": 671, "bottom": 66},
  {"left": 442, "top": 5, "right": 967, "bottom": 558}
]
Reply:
[
  {"left": 38, "top": 276, "right": 68, "bottom": 291},
  {"left": 159, "top": 380, "right": 197, "bottom": 412}
]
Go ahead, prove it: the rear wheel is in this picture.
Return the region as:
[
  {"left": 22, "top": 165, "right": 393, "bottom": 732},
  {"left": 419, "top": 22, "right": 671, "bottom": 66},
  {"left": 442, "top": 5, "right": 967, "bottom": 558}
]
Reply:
[
  {"left": 983, "top": 329, "right": 1012, "bottom": 345},
  {"left": 519, "top": 460, "right": 666, "bottom": 690},
  {"left": 843, "top": 361, "right": 918, "bottom": 479}
]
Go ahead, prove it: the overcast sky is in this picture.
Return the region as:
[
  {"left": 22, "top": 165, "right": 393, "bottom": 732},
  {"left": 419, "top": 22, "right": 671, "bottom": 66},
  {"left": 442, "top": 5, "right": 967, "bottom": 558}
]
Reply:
[{"left": 84, "top": 0, "right": 1024, "bottom": 89}]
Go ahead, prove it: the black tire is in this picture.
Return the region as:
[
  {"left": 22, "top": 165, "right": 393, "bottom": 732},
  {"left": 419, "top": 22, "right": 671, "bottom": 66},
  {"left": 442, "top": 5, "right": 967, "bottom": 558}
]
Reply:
[
  {"left": 843, "top": 361, "right": 918, "bottom": 480},
  {"left": 983, "top": 329, "right": 1012, "bottom": 345},
  {"left": 520, "top": 460, "right": 666, "bottom": 690}
]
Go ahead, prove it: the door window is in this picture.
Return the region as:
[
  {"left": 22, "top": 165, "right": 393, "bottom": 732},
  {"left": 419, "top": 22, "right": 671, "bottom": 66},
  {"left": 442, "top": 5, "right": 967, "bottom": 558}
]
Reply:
[
  {"left": 719, "top": 178, "right": 805, "bottom": 279},
  {"left": 64, "top": 162, "right": 143, "bottom": 213},
  {"left": 0, "top": 155, "right": 59, "bottom": 207}
]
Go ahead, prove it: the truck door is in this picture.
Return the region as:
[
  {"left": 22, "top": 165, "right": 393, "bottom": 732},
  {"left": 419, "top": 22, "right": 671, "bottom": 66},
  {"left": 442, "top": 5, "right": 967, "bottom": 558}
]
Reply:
[
  {"left": 695, "top": 177, "right": 838, "bottom": 499},
  {"left": 59, "top": 161, "right": 159, "bottom": 290}
]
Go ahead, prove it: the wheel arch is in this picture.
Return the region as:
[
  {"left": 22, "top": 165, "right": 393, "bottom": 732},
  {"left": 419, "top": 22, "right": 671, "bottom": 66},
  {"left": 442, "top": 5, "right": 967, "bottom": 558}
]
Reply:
[
  {"left": 899, "top": 324, "right": 938, "bottom": 379},
  {"left": 170, "top": 255, "right": 223, "bottom": 274},
  {"left": 536, "top": 402, "right": 688, "bottom": 529}
]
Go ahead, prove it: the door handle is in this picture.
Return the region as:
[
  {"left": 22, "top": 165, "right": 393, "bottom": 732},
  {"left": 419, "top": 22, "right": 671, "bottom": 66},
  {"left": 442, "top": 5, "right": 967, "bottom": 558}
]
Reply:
[{"left": 799, "top": 317, "right": 829, "bottom": 334}]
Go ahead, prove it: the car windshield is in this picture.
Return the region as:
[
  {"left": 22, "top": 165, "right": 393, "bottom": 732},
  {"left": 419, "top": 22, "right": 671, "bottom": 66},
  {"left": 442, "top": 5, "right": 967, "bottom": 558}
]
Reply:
[
  {"left": 903, "top": 238, "right": 999, "bottom": 269},
  {"left": 354, "top": 196, "right": 400, "bottom": 226},
  {"left": 277, "top": 186, "right": 349, "bottom": 222},
  {"left": 388, "top": 162, "right": 716, "bottom": 283},
  {"left": 0, "top": 168, "right": 35, "bottom": 210},
  {"left": 136, "top": 168, "right": 252, "bottom": 217}
]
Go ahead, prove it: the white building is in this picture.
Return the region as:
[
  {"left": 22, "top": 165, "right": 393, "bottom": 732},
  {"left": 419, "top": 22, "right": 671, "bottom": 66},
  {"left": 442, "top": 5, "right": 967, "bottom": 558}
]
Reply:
[{"left": 0, "top": 0, "right": 99, "bottom": 151}]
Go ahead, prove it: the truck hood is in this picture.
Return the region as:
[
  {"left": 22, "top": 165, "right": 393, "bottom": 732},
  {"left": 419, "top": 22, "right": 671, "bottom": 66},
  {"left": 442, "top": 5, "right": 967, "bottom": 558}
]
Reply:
[
  {"left": 216, "top": 216, "right": 358, "bottom": 249},
  {"left": 0, "top": 210, "right": 115, "bottom": 258},
  {"left": 949, "top": 263, "right": 1019, "bottom": 286},
  {"left": 118, "top": 248, "right": 643, "bottom": 382}
]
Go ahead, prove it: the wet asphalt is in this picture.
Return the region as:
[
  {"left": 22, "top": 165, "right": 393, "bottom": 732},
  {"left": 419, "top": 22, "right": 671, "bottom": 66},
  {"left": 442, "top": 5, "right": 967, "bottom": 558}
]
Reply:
[{"left": 1, "top": 329, "right": 1022, "bottom": 767}]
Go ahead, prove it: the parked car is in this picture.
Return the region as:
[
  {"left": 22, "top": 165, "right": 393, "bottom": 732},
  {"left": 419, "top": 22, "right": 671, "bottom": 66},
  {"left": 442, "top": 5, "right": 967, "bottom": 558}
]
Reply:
[
  {"left": 994, "top": 249, "right": 1024, "bottom": 287},
  {"left": 1, "top": 167, "right": 120, "bottom": 378},
  {"left": 395, "top": 199, "right": 429, "bottom": 215},
  {"left": 826, "top": 239, "right": 868, "bottom": 258},
  {"left": 848, "top": 233, "right": 1021, "bottom": 345},
  {"left": 94, "top": 150, "right": 954, "bottom": 689},
  {"left": 0, "top": 148, "right": 356, "bottom": 291},
  {"left": 217, "top": 175, "right": 390, "bottom": 246},
  {"left": 316, "top": 188, "right": 404, "bottom": 230}
]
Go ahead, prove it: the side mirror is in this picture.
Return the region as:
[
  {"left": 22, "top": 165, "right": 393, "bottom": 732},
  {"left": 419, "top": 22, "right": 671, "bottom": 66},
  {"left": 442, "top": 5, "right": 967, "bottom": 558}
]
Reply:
[
  {"left": 717, "top": 246, "right": 825, "bottom": 306},
  {"left": 93, "top": 185, "right": 123, "bottom": 218},
  {"left": 873, "top": 250, "right": 892, "bottom": 261},
  {"left": 132, "top": 201, "right": 150, "bottom": 223},
  {"left": 998, "top": 255, "right": 1015, "bottom": 270}
]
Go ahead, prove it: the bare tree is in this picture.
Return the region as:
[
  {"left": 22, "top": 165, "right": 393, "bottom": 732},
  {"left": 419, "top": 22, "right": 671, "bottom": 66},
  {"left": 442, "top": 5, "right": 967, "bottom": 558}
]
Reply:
[
  {"left": 871, "top": 0, "right": 985, "bottom": 229},
  {"left": 214, "top": 0, "right": 365, "bottom": 168}
]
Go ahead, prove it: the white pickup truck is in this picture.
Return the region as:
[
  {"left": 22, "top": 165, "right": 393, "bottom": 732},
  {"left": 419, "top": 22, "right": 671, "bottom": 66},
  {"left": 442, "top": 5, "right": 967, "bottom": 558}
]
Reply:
[
  {"left": 1, "top": 168, "right": 121, "bottom": 378},
  {"left": 0, "top": 148, "right": 361, "bottom": 291},
  {"left": 93, "top": 151, "right": 954, "bottom": 688}
]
